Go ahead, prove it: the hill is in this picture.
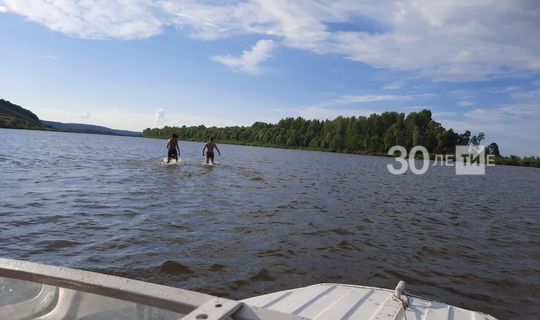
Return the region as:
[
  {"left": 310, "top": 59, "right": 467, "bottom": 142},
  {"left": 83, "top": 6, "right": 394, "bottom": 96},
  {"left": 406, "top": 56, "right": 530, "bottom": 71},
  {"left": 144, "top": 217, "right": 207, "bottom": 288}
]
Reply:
[
  {"left": 0, "top": 99, "right": 141, "bottom": 137},
  {"left": 41, "top": 120, "right": 142, "bottom": 137},
  {"left": 0, "top": 99, "right": 44, "bottom": 129}
]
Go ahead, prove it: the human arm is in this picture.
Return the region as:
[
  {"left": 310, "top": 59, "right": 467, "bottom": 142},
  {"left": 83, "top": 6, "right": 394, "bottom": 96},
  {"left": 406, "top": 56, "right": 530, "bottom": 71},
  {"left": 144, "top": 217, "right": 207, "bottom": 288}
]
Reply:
[
  {"left": 202, "top": 144, "right": 207, "bottom": 156},
  {"left": 215, "top": 145, "right": 221, "bottom": 156}
]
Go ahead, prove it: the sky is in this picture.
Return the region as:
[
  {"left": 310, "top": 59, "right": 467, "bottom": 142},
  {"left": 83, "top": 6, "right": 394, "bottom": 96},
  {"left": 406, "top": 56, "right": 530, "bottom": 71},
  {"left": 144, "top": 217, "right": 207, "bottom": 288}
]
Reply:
[{"left": 0, "top": 0, "right": 539, "bottom": 156}]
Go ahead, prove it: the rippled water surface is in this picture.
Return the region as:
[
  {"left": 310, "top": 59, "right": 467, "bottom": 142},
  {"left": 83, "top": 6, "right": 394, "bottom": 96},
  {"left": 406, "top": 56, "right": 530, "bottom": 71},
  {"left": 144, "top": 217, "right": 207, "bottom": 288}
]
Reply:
[{"left": 1, "top": 128, "right": 539, "bottom": 319}]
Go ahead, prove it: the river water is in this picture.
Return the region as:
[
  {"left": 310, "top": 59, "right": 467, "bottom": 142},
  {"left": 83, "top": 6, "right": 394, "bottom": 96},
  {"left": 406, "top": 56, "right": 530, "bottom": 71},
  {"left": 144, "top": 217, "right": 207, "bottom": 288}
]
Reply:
[{"left": 1, "top": 128, "right": 538, "bottom": 319}]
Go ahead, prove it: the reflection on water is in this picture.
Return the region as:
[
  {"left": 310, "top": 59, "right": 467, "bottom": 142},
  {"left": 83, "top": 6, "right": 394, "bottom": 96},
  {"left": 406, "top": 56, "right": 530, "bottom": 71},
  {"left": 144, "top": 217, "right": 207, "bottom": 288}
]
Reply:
[{"left": 1, "top": 128, "right": 539, "bottom": 319}]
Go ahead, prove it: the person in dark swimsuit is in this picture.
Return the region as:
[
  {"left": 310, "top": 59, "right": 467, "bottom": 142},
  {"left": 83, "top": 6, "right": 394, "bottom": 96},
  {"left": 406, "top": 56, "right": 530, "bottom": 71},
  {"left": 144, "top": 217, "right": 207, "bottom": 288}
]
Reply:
[
  {"left": 167, "top": 133, "right": 181, "bottom": 163},
  {"left": 202, "top": 137, "right": 221, "bottom": 164}
]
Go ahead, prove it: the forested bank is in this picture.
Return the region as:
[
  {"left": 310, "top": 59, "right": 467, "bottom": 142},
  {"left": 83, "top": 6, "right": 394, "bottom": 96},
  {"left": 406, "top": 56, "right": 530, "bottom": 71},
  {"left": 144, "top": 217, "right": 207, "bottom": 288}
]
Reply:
[
  {"left": 143, "top": 109, "right": 539, "bottom": 167},
  {"left": 0, "top": 99, "right": 45, "bottom": 129}
]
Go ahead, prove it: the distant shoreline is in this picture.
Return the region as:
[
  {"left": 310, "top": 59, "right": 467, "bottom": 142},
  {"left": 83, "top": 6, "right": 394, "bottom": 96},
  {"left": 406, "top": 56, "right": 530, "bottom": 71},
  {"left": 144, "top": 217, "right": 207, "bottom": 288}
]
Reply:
[
  {"left": 0, "top": 126, "right": 142, "bottom": 138},
  {"left": 0, "top": 99, "right": 142, "bottom": 137},
  {"left": 143, "top": 135, "right": 540, "bottom": 168},
  {"left": 3, "top": 127, "right": 537, "bottom": 167},
  {"left": 145, "top": 135, "right": 389, "bottom": 156}
]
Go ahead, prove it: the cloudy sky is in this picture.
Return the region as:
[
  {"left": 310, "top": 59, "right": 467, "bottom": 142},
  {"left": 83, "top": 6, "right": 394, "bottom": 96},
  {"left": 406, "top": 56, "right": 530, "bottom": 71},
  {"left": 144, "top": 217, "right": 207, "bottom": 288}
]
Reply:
[{"left": 0, "top": 0, "right": 539, "bottom": 155}]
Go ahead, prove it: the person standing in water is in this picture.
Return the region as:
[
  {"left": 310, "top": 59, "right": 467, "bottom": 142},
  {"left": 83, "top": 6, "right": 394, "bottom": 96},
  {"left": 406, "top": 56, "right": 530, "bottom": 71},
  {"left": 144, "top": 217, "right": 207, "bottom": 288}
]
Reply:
[
  {"left": 167, "top": 133, "right": 181, "bottom": 163},
  {"left": 202, "top": 137, "right": 221, "bottom": 165}
]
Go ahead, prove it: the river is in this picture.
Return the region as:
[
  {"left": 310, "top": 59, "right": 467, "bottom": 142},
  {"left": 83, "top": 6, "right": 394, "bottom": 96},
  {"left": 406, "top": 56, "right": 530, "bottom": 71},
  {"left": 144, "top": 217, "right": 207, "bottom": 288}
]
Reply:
[{"left": 1, "top": 128, "right": 538, "bottom": 319}]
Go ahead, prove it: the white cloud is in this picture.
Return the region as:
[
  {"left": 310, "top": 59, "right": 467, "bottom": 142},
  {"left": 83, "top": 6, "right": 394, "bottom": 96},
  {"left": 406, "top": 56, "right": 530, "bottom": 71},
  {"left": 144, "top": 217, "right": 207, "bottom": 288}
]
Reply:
[
  {"left": 511, "top": 87, "right": 540, "bottom": 102},
  {"left": 212, "top": 39, "right": 276, "bottom": 74},
  {"left": 337, "top": 94, "right": 418, "bottom": 104},
  {"left": 298, "top": 106, "right": 377, "bottom": 120},
  {"left": 292, "top": 93, "right": 432, "bottom": 120},
  {"left": 1, "top": 0, "right": 539, "bottom": 81},
  {"left": 0, "top": 0, "right": 162, "bottom": 40},
  {"left": 32, "top": 106, "right": 238, "bottom": 131},
  {"left": 315, "top": 93, "right": 432, "bottom": 108},
  {"left": 436, "top": 85, "right": 540, "bottom": 156},
  {"left": 458, "top": 100, "right": 474, "bottom": 107},
  {"left": 155, "top": 108, "right": 165, "bottom": 122},
  {"left": 383, "top": 81, "right": 405, "bottom": 90},
  {"left": 81, "top": 110, "right": 91, "bottom": 119},
  {"left": 439, "top": 106, "right": 540, "bottom": 156},
  {"left": 296, "top": 93, "right": 431, "bottom": 121},
  {"left": 160, "top": 0, "right": 331, "bottom": 49}
]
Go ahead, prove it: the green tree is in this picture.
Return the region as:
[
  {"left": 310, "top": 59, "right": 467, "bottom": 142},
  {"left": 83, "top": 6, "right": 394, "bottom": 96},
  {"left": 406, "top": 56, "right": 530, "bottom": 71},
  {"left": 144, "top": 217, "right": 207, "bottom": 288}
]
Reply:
[{"left": 486, "top": 142, "right": 500, "bottom": 157}]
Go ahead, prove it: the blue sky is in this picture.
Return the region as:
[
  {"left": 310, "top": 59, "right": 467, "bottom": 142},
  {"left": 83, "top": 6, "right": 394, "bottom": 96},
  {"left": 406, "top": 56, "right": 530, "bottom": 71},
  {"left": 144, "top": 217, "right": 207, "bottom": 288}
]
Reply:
[{"left": 0, "top": 0, "right": 539, "bottom": 156}]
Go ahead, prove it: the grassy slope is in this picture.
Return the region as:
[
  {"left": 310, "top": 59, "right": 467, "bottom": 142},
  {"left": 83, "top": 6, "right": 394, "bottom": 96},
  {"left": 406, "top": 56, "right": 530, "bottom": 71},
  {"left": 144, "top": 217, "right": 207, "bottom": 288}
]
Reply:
[{"left": 0, "top": 99, "right": 45, "bottom": 129}]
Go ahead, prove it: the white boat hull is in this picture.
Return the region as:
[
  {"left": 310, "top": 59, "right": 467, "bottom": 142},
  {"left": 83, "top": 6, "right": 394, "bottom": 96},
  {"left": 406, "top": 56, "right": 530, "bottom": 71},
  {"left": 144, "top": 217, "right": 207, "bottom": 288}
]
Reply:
[
  {"left": 0, "top": 258, "right": 497, "bottom": 320},
  {"left": 243, "top": 283, "right": 497, "bottom": 320}
]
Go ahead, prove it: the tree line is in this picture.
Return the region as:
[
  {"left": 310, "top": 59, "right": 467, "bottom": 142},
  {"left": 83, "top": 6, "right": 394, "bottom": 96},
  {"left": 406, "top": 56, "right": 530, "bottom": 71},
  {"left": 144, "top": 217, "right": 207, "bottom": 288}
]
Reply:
[{"left": 143, "top": 109, "right": 539, "bottom": 167}]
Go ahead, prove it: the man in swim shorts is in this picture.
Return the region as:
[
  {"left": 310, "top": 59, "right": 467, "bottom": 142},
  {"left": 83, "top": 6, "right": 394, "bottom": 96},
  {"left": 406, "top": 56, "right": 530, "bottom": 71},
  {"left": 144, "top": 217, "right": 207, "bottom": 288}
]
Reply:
[
  {"left": 202, "top": 137, "right": 221, "bottom": 164},
  {"left": 167, "top": 133, "right": 181, "bottom": 163}
]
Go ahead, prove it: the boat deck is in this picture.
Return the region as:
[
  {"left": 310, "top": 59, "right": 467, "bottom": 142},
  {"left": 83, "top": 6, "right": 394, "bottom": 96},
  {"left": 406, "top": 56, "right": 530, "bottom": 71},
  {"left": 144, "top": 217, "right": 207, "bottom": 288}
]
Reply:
[{"left": 243, "top": 283, "right": 497, "bottom": 320}]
